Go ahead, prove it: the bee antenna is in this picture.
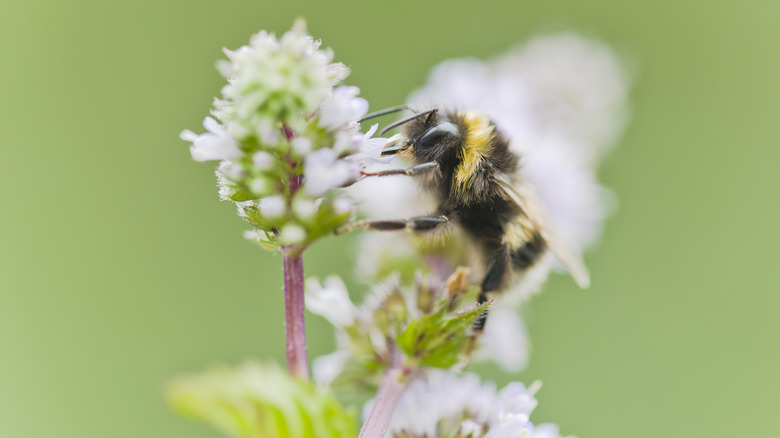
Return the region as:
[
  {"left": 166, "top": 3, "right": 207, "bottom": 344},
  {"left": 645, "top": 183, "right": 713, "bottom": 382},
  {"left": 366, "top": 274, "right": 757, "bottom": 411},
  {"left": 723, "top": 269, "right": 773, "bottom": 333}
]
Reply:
[
  {"left": 425, "top": 110, "right": 437, "bottom": 124},
  {"left": 380, "top": 108, "right": 438, "bottom": 135},
  {"left": 359, "top": 105, "right": 418, "bottom": 123}
]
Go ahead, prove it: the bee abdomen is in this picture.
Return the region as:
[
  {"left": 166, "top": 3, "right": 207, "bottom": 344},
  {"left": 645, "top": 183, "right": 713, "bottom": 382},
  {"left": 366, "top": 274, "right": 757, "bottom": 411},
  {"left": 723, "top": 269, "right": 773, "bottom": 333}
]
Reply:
[{"left": 510, "top": 231, "right": 545, "bottom": 270}]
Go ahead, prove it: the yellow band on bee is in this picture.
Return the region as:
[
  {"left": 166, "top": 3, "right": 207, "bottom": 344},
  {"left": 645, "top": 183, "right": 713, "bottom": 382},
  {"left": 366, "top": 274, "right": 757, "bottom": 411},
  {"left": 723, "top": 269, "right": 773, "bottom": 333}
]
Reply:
[{"left": 454, "top": 112, "right": 495, "bottom": 193}]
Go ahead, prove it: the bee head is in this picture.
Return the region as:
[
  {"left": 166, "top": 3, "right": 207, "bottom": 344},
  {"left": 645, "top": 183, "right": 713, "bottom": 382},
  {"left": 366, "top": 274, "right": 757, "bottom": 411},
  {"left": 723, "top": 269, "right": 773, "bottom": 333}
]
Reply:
[{"left": 381, "top": 109, "right": 465, "bottom": 165}]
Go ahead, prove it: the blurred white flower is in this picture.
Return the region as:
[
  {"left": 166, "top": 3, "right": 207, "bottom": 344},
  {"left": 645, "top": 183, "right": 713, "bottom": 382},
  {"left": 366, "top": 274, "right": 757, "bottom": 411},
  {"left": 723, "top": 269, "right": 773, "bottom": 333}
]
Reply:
[
  {"left": 520, "top": 138, "right": 612, "bottom": 252},
  {"left": 258, "top": 196, "right": 286, "bottom": 218},
  {"left": 332, "top": 197, "right": 354, "bottom": 215},
  {"left": 305, "top": 276, "right": 358, "bottom": 327},
  {"left": 318, "top": 86, "right": 369, "bottom": 130},
  {"left": 303, "top": 148, "right": 359, "bottom": 197},
  {"left": 181, "top": 117, "right": 244, "bottom": 162},
  {"left": 279, "top": 223, "right": 306, "bottom": 245},
  {"left": 475, "top": 306, "right": 530, "bottom": 372},
  {"left": 291, "top": 136, "right": 313, "bottom": 156},
  {"left": 312, "top": 350, "right": 351, "bottom": 386},
  {"left": 215, "top": 160, "right": 246, "bottom": 180},
  {"left": 377, "top": 370, "right": 568, "bottom": 438},
  {"left": 293, "top": 198, "right": 317, "bottom": 220},
  {"left": 382, "top": 371, "right": 495, "bottom": 437},
  {"left": 251, "top": 151, "right": 275, "bottom": 171},
  {"left": 409, "top": 33, "right": 630, "bottom": 164},
  {"left": 494, "top": 34, "right": 630, "bottom": 155}
]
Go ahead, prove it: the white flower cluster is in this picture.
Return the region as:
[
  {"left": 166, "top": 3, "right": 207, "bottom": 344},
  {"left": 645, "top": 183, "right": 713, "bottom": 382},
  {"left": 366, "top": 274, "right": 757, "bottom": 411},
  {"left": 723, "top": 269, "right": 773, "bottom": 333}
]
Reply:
[
  {"left": 306, "top": 270, "right": 492, "bottom": 388},
  {"left": 347, "top": 33, "right": 630, "bottom": 370},
  {"left": 181, "top": 19, "right": 387, "bottom": 249},
  {"left": 379, "top": 370, "right": 570, "bottom": 438}
]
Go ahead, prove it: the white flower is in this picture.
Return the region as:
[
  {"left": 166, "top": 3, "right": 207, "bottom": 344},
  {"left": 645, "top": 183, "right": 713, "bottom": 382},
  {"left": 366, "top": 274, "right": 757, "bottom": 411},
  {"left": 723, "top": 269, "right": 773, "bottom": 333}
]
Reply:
[
  {"left": 303, "top": 148, "right": 359, "bottom": 197},
  {"left": 258, "top": 196, "right": 286, "bottom": 218},
  {"left": 343, "top": 124, "right": 394, "bottom": 165},
  {"left": 379, "top": 371, "right": 567, "bottom": 438},
  {"left": 291, "top": 136, "right": 313, "bottom": 156},
  {"left": 519, "top": 138, "right": 612, "bottom": 252},
  {"left": 293, "top": 198, "right": 317, "bottom": 220},
  {"left": 494, "top": 34, "right": 630, "bottom": 155},
  {"left": 475, "top": 307, "right": 530, "bottom": 372},
  {"left": 215, "top": 19, "right": 349, "bottom": 136},
  {"left": 382, "top": 371, "right": 496, "bottom": 437},
  {"left": 181, "top": 117, "right": 244, "bottom": 162},
  {"left": 216, "top": 160, "right": 246, "bottom": 180},
  {"left": 305, "top": 275, "right": 358, "bottom": 327},
  {"left": 409, "top": 33, "right": 630, "bottom": 164},
  {"left": 185, "top": 20, "right": 375, "bottom": 248},
  {"left": 312, "top": 350, "right": 351, "bottom": 386},
  {"left": 332, "top": 197, "right": 353, "bottom": 215},
  {"left": 318, "top": 86, "right": 369, "bottom": 130},
  {"left": 279, "top": 223, "right": 306, "bottom": 244},
  {"left": 251, "top": 151, "right": 275, "bottom": 170}
]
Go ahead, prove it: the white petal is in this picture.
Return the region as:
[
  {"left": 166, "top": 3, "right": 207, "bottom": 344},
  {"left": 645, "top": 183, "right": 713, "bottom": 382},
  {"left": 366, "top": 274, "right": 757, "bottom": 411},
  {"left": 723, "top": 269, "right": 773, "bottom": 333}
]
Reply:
[
  {"left": 476, "top": 307, "right": 530, "bottom": 372},
  {"left": 312, "top": 350, "right": 350, "bottom": 386},
  {"left": 318, "top": 86, "right": 369, "bottom": 130},
  {"left": 279, "top": 224, "right": 306, "bottom": 244},
  {"left": 303, "top": 149, "right": 358, "bottom": 197},
  {"left": 179, "top": 129, "right": 198, "bottom": 142},
  {"left": 186, "top": 118, "right": 244, "bottom": 162},
  {"left": 202, "top": 116, "right": 223, "bottom": 134},
  {"left": 305, "top": 276, "right": 357, "bottom": 327},
  {"left": 252, "top": 151, "right": 275, "bottom": 170},
  {"left": 189, "top": 138, "right": 243, "bottom": 161},
  {"left": 258, "top": 196, "right": 286, "bottom": 218}
]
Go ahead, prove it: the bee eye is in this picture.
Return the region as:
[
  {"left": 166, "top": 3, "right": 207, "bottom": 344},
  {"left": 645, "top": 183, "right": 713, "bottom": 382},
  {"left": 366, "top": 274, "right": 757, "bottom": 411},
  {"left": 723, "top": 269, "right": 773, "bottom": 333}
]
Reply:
[{"left": 419, "top": 122, "right": 459, "bottom": 148}]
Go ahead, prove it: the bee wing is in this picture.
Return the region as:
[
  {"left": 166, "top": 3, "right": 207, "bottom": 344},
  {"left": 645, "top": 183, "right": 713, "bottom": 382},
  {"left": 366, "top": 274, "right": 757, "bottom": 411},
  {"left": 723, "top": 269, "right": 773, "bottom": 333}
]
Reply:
[{"left": 493, "top": 174, "right": 591, "bottom": 289}]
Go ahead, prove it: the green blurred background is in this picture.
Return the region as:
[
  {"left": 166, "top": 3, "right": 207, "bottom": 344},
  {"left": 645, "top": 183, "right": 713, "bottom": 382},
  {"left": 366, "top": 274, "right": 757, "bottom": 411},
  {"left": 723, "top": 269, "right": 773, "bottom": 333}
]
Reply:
[{"left": 1, "top": 0, "right": 778, "bottom": 436}]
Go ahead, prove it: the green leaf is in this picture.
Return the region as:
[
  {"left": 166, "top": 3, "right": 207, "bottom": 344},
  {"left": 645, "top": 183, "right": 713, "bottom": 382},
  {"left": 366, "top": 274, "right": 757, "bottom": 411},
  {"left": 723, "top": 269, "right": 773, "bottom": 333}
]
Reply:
[
  {"left": 165, "top": 362, "right": 357, "bottom": 438},
  {"left": 396, "top": 301, "right": 490, "bottom": 369}
]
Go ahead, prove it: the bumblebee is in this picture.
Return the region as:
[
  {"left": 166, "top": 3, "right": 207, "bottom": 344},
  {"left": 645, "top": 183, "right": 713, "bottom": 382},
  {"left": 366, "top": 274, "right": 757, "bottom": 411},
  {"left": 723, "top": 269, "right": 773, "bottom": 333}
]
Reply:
[{"left": 339, "top": 107, "right": 590, "bottom": 325}]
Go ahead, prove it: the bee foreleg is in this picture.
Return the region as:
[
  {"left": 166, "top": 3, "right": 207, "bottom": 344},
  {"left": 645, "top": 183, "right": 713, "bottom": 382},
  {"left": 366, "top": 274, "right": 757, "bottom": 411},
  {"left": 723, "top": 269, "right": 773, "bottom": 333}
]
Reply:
[
  {"left": 334, "top": 215, "right": 449, "bottom": 235},
  {"left": 361, "top": 162, "right": 439, "bottom": 178}
]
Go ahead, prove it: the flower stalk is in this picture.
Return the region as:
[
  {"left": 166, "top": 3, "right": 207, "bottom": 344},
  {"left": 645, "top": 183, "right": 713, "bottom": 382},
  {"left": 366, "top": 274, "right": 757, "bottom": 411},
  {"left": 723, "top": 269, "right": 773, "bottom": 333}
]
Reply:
[
  {"left": 358, "top": 350, "right": 413, "bottom": 438},
  {"left": 283, "top": 162, "right": 309, "bottom": 379},
  {"left": 283, "top": 248, "right": 308, "bottom": 380}
]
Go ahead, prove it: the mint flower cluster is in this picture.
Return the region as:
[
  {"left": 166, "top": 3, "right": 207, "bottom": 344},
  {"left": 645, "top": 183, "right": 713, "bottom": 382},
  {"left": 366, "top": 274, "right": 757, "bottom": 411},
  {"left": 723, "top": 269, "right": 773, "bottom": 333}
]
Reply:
[
  {"left": 181, "top": 19, "right": 386, "bottom": 250},
  {"left": 307, "top": 268, "right": 487, "bottom": 389},
  {"left": 171, "top": 19, "right": 630, "bottom": 438}
]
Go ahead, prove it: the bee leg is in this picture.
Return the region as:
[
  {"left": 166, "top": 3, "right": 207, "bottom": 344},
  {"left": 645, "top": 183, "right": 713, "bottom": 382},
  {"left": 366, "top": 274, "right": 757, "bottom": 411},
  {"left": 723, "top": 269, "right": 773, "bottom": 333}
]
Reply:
[
  {"left": 361, "top": 162, "right": 439, "bottom": 178},
  {"left": 474, "top": 245, "right": 510, "bottom": 331},
  {"left": 334, "top": 215, "right": 449, "bottom": 235}
]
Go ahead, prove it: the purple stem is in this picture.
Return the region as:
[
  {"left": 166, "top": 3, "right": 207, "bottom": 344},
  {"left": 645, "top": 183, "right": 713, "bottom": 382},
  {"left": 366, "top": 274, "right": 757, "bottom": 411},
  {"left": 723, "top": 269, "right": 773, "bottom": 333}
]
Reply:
[
  {"left": 281, "top": 124, "right": 309, "bottom": 379},
  {"left": 283, "top": 247, "right": 308, "bottom": 380},
  {"left": 358, "top": 354, "right": 411, "bottom": 438}
]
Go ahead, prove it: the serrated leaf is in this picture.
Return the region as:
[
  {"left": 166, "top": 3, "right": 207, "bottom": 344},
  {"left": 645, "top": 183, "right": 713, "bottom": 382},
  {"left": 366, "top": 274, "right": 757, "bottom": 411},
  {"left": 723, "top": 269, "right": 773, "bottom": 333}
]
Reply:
[
  {"left": 397, "top": 301, "right": 490, "bottom": 368},
  {"left": 166, "top": 362, "right": 357, "bottom": 438}
]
